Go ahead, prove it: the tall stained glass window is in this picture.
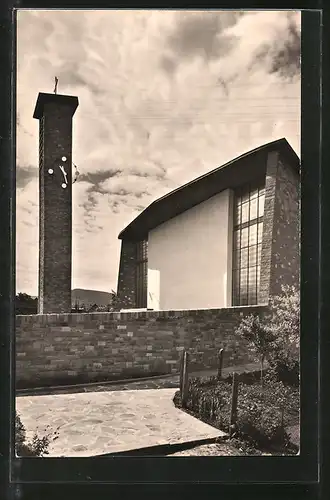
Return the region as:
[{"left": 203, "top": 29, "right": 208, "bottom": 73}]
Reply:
[
  {"left": 232, "top": 180, "right": 265, "bottom": 306},
  {"left": 136, "top": 239, "right": 148, "bottom": 308}
]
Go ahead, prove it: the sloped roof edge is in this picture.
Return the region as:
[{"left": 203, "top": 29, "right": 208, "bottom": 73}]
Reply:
[{"left": 118, "top": 137, "right": 300, "bottom": 241}]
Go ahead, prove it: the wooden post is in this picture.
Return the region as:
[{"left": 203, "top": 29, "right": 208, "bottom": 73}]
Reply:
[
  {"left": 181, "top": 351, "right": 190, "bottom": 408},
  {"left": 211, "top": 398, "right": 215, "bottom": 420},
  {"left": 217, "top": 348, "right": 224, "bottom": 379},
  {"left": 229, "top": 372, "right": 239, "bottom": 435}
]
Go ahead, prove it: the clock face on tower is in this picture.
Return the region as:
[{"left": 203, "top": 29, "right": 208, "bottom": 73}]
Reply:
[{"left": 48, "top": 156, "right": 69, "bottom": 188}]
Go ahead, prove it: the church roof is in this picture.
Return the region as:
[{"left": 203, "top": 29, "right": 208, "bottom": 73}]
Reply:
[{"left": 118, "top": 137, "right": 300, "bottom": 241}]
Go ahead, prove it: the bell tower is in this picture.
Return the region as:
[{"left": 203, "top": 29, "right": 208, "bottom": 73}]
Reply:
[{"left": 33, "top": 92, "right": 79, "bottom": 314}]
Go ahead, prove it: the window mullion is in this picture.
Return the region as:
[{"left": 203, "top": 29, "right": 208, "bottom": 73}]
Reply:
[{"left": 232, "top": 180, "right": 265, "bottom": 307}]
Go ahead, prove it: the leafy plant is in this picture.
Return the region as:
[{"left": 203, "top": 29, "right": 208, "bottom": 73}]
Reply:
[
  {"left": 235, "top": 314, "right": 276, "bottom": 387},
  {"left": 235, "top": 380, "right": 299, "bottom": 449},
  {"left": 266, "top": 285, "right": 300, "bottom": 386},
  {"left": 235, "top": 285, "right": 300, "bottom": 387},
  {"left": 174, "top": 287, "right": 300, "bottom": 453},
  {"left": 173, "top": 375, "right": 299, "bottom": 452},
  {"left": 15, "top": 412, "right": 59, "bottom": 457},
  {"left": 111, "top": 289, "right": 134, "bottom": 311}
]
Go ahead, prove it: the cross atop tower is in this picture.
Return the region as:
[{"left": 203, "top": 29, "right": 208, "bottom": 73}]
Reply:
[{"left": 54, "top": 76, "right": 58, "bottom": 94}]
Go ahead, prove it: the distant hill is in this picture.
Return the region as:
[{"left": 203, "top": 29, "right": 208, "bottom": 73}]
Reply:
[{"left": 71, "top": 288, "right": 113, "bottom": 307}]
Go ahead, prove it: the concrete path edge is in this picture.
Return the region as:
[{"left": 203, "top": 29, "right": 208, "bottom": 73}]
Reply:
[
  {"left": 16, "top": 372, "right": 178, "bottom": 396},
  {"left": 95, "top": 436, "right": 224, "bottom": 457}
]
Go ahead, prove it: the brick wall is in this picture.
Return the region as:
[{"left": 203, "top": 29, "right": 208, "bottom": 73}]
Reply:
[{"left": 16, "top": 305, "right": 267, "bottom": 388}]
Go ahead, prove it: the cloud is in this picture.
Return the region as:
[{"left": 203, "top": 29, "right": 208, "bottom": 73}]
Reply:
[
  {"left": 16, "top": 178, "right": 39, "bottom": 294},
  {"left": 249, "top": 12, "right": 300, "bottom": 80},
  {"left": 267, "top": 17, "right": 301, "bottom": 79},
  {"left": 16, "top": 165, "right": 38, "bottom": 189},
  {"left": 78, "top": 169, "right": 122, "bottom": 192},
  {"left": 100, "top": 174, "right": 153, "bottom": 197},
  {"left": 223, "top": 11, "right": 301, "bottom": 82},
  {"left": 160, "top": 55, "right": 177, "bottom": 75},
  {"left": 164, "top": 11, "right": 243, "bottom": 64},
  {"left": 16, "top": 9, "right": 301, "bottom": 295}
]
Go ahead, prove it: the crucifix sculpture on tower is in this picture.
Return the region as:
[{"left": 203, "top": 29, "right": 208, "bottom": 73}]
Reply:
[{"left": 54, "top": 76, "right": 59, "bottom": 94}]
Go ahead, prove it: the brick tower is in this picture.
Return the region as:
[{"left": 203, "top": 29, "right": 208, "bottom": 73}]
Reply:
[{"left": 33, "top": 92, "right": 79, "bottom": 314}]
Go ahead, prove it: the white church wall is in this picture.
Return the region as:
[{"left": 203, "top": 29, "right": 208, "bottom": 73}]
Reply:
[{"left": 147, "top": 189, "right": 234, "bottom": 310}]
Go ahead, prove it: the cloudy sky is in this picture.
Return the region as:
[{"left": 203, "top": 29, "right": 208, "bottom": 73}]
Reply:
[{"left": 16, "top": 9, "right": 301, "bottom": 296}]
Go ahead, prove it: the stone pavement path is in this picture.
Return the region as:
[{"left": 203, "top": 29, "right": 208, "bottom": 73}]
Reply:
[
  {"left": 16, "top": 362, "right": 263, "bottom": 457},
  {"left": 16, "top": 388, "right": 225, "bottom": 457}
]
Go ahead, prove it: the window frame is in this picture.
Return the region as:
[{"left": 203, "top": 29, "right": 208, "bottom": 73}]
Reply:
[
  {"left": 135, "top": 239, "right": 148, "bottom": 308},
  {"left": 232, "top": 180, "right": 265, "bottom": 306}
]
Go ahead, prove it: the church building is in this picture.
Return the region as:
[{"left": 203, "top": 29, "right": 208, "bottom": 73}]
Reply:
[{"left": 117, "top": 138, "right": 300, "bottom": 311}]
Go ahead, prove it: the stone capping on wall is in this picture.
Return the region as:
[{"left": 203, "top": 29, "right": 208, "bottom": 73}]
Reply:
[{"left": 16, "top": 304, "right": 269, "bottom": 326}]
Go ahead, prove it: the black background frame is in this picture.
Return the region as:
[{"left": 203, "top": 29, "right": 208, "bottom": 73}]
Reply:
[{"left": 0, "top": 2, "right": 328, "bottom": 499}]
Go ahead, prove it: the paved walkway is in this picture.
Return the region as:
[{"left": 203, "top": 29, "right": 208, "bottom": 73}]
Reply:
[
  {"left": 16, "top": 363, "right": 262, "bottom": 457},
  {"left": 16, "top": 388, "right": 225, "bottom": 457}
]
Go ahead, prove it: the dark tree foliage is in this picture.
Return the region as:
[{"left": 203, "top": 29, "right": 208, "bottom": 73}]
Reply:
[
  {"left": 15, "top": 412, "right": 59, "bottom": 457},
  {"left": 15, "top": 293, "right": 38, "bottom": 315}
]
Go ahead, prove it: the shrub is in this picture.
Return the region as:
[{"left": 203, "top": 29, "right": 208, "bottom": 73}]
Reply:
[
  {"left": 174, "top": 376, "right": 299, "bottom": 452},
  {"left": 235, "top": 314, "right": 276, "bottom": 387},
  {"left": 234, "top": 380, "right": 299, "bottom": 449},
  {"left": 222, "top": 369, "right": 265, "bottom": 385},
  {"left": 174, "top": 286, "right": 300, "bottom": 452},
  {"left": 15, "top": 293, "right": 38, "bottom": 315},
  {"left": 266, "top": 285, "right": 300, "bottom": 386},
  {"left": 15, "top": 412, "right": 59, "bottom": 457},
  {"left": 235, "top": 285, "right": 300, "bottom": 387}
]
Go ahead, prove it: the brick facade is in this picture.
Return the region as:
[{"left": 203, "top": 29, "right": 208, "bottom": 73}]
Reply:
[
  {"left": 16, "top": 306, "right": 267, "bottom": 388},
  {"left": 259, "top": 150, "right": 279, "bottom": 303},
  {"left": 269, "top": 156, "right": 300, "bottom": 296},
  {"left": 117, "top": 240, "right": 137, "bottom": 308},
  {"left": 260, "top": 150, "right": 300, "bottom": 302},
  {"left": 34, "top": 94, "right": 78, "bottom": 314}
]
